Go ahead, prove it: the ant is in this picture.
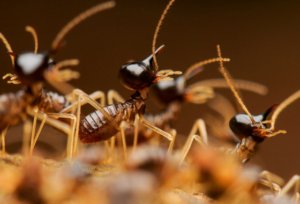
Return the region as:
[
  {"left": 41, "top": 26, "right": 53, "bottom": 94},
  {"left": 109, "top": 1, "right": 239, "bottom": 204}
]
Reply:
[
  {"left": 0, "top": 1, "right": 116, "bottom": 158},
  {"left": 179, "top": 45, "right": 300, "bottom": 164}
]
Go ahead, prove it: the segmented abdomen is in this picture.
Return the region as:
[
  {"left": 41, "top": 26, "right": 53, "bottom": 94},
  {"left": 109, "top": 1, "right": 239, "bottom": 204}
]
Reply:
[
  {"left": 34, "top": 89, "right": 70, "bottom": 113},
  {"left": 0, "top": 90, "right": 27, "bottom": 132},
  {"left": 79, "top": 98, "right": 145, "bottom": 143}
]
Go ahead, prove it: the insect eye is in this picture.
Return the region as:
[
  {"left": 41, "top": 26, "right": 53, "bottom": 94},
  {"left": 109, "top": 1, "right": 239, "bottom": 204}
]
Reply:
[
  {"left": 14, "top": 52, "right": 49, "bottom": 86},
  {"left": 118, "top": 62, "right": 156, "bottom": 91}
]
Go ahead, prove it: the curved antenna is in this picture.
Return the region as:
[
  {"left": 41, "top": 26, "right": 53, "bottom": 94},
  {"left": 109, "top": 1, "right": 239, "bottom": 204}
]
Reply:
[
  {"left": 0, "top": 33, "right": 14, "bottom": 66},
  {"left": 51, "top": 1, "right": 116, "bottom": 52},
  {"left": 152, "top": 0, "right": 176, "bottom": 72},
  {"left": 25, "top": 26, "right": 38, "bottom": 54},
  {"left": 271, "top": 90, "right": 300, "bottom": 131},
  {"left": 217, "top": 45, "right": 255, "bottom": 124},
  {"left": 189, "top": 79, "right": 268, "bottom": 95},
  {"left": 183, "top": 57, "right": 230, "bottom": 82}
]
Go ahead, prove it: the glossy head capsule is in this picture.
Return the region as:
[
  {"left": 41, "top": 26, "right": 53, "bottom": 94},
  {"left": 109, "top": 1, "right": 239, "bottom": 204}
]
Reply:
[
  {"left": 229, "top": 104, "right": 278, "bottom": 142},
  {"left": 14, "top": 51, "right": 49, "bottom": 86},
  {"left": 118, "top": 45, "right": 164, "bottom": 91},
  {"left": 150, "top": 65, "right": 203, "bottom": 107},
  {"left": 150, "top": 75, "right": 185, "bottom": 107}
]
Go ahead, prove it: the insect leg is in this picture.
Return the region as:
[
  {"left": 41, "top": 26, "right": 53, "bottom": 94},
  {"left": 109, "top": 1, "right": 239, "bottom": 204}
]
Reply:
[
  {"left": 27, "top": 109, "right": 76, "bottom": 159},
  {"left": 133, "top": 114, "right": 139, "bottom": 152},
  {"left": 107, "top": 89, "right": 127, "bottom": 159},
  {"left": 277, "top": 175, "right": 300, "bottom": 201},
  {"left": 168, "top": 129, "right": 177, "bottom": 154},
  {"left": 46, "top": 113, "right": 76, "bottom": 159},
  {"left": 61, "top": 89, "right": 110, "bottom": 158},
  {"left": 120, "top": 121, "right": 130, "bottom": 159},
  {"left": 29, "top": 111, "right": 47, "bottom": 156},
  {"left": 22, "top": 118, "right": 32, "bottom": 158},
  {"left": 179, "top": 119, "right": 207, "bottom": 164},
  {"left": 259, "top": 171, "right": 283, "bottom": 195},
  {"left": 139, "top": 116, "right": 174, "bottom": 154},
  {"left": 107, "top": 89, "right": 126, "bottom": 104},
  {"left": 1, "top": 127, "right": 8, "bottom": 155}
]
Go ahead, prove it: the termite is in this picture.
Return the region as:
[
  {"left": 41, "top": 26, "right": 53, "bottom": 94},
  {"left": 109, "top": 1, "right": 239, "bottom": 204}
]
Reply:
[
  {"left": 215, "top": 45, "right": 300, "bottom": 163},
  {"left": 65, "top": 0, "right": 187, "bottom": 159},
  {"left": 0, "top": 1, "right": 116, "bottom": 158},
  {"left": 121, "top": 58, "right": 268, "bottom": 150},
  {"left": 179, "top": 45, "right": 300, "bottom": 164}
]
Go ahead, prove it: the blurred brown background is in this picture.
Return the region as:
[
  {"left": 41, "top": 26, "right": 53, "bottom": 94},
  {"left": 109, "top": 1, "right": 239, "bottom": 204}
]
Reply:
[{"left": 0, "top": 0, "right": 299, "bottom": 180}]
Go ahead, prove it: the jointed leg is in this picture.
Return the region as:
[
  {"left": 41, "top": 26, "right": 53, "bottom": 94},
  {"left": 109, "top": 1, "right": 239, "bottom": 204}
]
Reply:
[
  {"left": 46, "top": 113, "right": 77, "bottom": 159},
  {"left": 22, "top": 119, "right": 32, "bottom": 158},
  {"left": 133, "top": 114, "right": 139, "bottom": 152},
  {"left": 61, "top": 90, "right": 106, "bottom": 113},
  {"left": 30, "top": 111, "right": 47, "bottom": 156},
  {"left": 120, "top": 121, "right": 129, "bottom": 159},
  {"left": 179, "top": 119, "right": 208, "bottom": 164},
  {"left": 277, "top": 175, "right": 300, "bottom": 202},
  {"left": 139, "top": 116, "right": 174, "bottom": 154},
  {"left": 27, "top": 109, "right": 76, "bottom": 159},
  {"left": 107, "top": 89, "right": 126, "bottom": 104},
  {"left": 63, "top": 89, "right": 110, "bottom": 158},
  {"left": 1, "top": 127, "right": 8, "bottom": 155},
  {"left": 259, "top": 171, "right": 283, "bottom": 194},
  {"left": 168, "top": 129, "right": 177, "bottom": 154},
  {"left": 107, "top": 90, "right": 126, "bottom": 159}
]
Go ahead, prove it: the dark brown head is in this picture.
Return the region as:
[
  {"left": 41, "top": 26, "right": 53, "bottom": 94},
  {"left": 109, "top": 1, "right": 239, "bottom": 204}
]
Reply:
[
  {"left": 150, "top": 76, "right": 185, "bottom": 107},
  {"left": 118, "top": 45, "right": 164, "bottom": 93},
  {"left": 150, "top": 66, "right": 203, "bottom": 107},
  {"left": 229, "top": 104, "right": 278, "bottom": 142},
  {"left": 13, "top": 51, "right": 50, "bottom": 86}
]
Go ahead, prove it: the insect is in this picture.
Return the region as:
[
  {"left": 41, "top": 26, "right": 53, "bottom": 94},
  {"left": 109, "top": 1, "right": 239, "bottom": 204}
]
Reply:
[
  {"left": 65, "top": 0, "right": 186, "bottom": 160},
  {"left": 178, "top": 46, "right": 300, "bottom": 164},
  {"left": 121, "top": 58, "right": 268, "bottom": 152},
  {"left": 215, "top": 45, "right": 300, "bottom": 163},
  {"left": 0, "top": 1, "right": 116, "bottom": 158}
]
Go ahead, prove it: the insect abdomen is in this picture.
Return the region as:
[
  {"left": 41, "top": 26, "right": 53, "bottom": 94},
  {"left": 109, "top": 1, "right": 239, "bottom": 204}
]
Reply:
[
  {"left": 79, "top": 99, "right": 143, "bottom": 143},
  {"left": 0, "top": 90, "right": 26, "bottom": 131}
]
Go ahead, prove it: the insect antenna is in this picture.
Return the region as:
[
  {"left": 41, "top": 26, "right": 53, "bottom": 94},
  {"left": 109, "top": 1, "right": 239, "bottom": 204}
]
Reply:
[
  {"left": 189, "top": 79, "right": 268, "bottom": 95},
  {"left": 152, "top": 0, "right": 176, "bottom": 72},
  {"left": 183, "top": 57, "right": 230, "bottom": 82},
  {"left": 51, "top": 1, "right": 116, "bottom": 52},
  {"left": 270, "top": 90, "right": 300, "bottom": 132},
  {"left": 0, "top": 33, "right": 14, "bottom": 66},
  {"left": 25, "top": 26, "right": 38, "bottom": 54},
  {"left": 217, "top": 45, "right": 256, "bottom": 124}
]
